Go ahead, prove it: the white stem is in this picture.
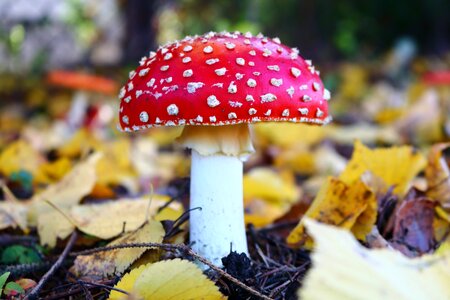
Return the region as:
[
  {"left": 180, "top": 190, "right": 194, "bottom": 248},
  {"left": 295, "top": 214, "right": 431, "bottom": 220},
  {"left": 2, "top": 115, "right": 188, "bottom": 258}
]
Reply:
[{"left": 190, "top": 149, "right": 248, "bottom": 267}]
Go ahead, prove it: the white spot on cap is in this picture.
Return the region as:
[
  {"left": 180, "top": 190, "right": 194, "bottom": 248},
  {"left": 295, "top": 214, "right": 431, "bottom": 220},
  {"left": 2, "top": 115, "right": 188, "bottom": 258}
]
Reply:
[
  {"left": 247, "top": 78, "right": 257, "bottom": 87},
  {"left": 206, "top": 58, "right": 220, "bottom": 65},
  {"left": 182, "top": 57, "right": 191, "bottom": 63},
  {"left": 267, "top": 65, "right": 280, "bottom": 71},
  {"left": 183, "top": 45, "right": 193, "bottom": 52},
  {"left": 207, "top": 95, "right": 220, "bottom": 107},
  {"left": 160, "top": 65, "right": 169, "bottom": 71},
  {"left": 165, "top": 77, "right": 173, "bottom": 83},
  {"left": 299, "top": 84, "right": 308, "bottom": 90},
  {"left": 209, "top": 116, "right": 217, "bottom": 122},
  {"left": 228, "top": 112, "right": 237, "bottom": 119},
  {"left": 124, "top": 96, "right": 131, "bottom": 103},
  {"left": 305, "top": 60, "right": 312, "bottom": 66},
  {"left": 187, "top": 82, "right": 205, "bottom": 93},
  {"left": 139, "top": 111, "right": 149, "bottom": 123},
  {"left": 286, "top": 86, "right": 295, "bottom": 98},
  {"left": 302, "top": 95, "right": 312, "bottom": 102},
  {"left": 291, "top": 67, "right": 301, "bottom": 78},
  {"left": 155, "top": 117, "right": 161, "bottom": 124},
  {"left": 313, "top": 82, "right": 320, "bottom": 91},
  {"left": 273, "top": 37, "right": 281, "bottom": 44},
  {"left": 195, "top": 115, "right": 203, "bottom": 122},
  {"left": 229, "top": 101, "right": 242, "bottom": 108},
  {"left": 245, "top": 32, "right": 252, "bottom": 38},
  {"left": 212, "top": 83, "right": 223, "bottom": 88},
  {"left": 299, "top": 108, "right": 309, "bottom": 115},
  {"left": 249, "top": 108, "right": 257, "bottom": 115},
  {"left": 203, "top": 45, "right": 213, "bottom": 53},
  {"left": 228, "top": 81, "right": 237, "bottom": 94},
  {"left": 282, "top": 109, "right": 290, "bottom": 117},
  {"left": 161, "top": 48, "right": 168, "bottom": 54},
  {"left": 244, "top": 39, "right": 251, "bottom": 45},
  {"left": 183, "top": 69, "right": 193, "bottom": 77},
  {"left": 147, "top": 78, "right": 155, "bottom": 87},
  {"left": 127, "top": 82, "right": 134, "bottom": 91},
  {"left": 270, "top": 78, "right": 283, "bottom": 87},
  {"left": 118, "top": 87, "right": 125, "bottom": 99},
  {"left": 139, "top": 68, "right": 150, "bottom": 77},
  {"left": 246, "top": 95, "right": 255, "bottom": 102},
  {"left": 235, "top": 73, "right": 244, "bottom": 80},
  {"left": 215, "top": 68, "right": 227, "bottom": 76},
  {"left": 263, "top": 49, "right": 272, "bottom": 57},
  {"left": 225, "top": 42, "right": 236, "bottom": 50},
  {"left": 324, "top": 89, "right": 331, "bottom": 100},
  {"left": 261, "top": 93, "right": 277, "bottom": 103},
  {"left": 262, "top": 38, "right": 268, "bottom": 44},
  {"left": 129, "top": 70, "right": 136, "bottom": 79},
  {"left": 136, "top": 90, "right": 143, "bottom": 98},
  {"left": 316, "top": 108, "right": 324, "bottom": 117},
  {"left": 264, "top": 109, "right": 272, "bottom": 116},
  {"left": 167, "top": 104, "right": 179, "bottom": 115},
  {"left": 249, "top": 50, "right": 256, "bottom": 56},
  {"left": 164, "top": 53, "right": 173, "bottom": 60},
  {"left": 253, "top": 72, "right": 261, "bottom": 76},
  {"left": 236, "top": 58, "right": 245, "bottom": 66},
  {"left": 149, "top": 51, "right": 156, "bottom": 58},
  {"left": 122, "top": 115, "right": 129, "bottom": 124},
  {"left": 248, "top": 61, "right": 255, "bottom": 66}
]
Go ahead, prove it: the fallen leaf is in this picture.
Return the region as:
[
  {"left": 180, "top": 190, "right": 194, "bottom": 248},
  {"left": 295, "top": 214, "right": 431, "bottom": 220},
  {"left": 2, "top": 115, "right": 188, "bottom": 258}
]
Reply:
[
  {"left": 0, "top": 202, "right": 28, "bottom": 231},
  {"left": 108, "top": 264, "right": 147, "bottom": 300},
  {"left": 392, "top": 197, "right": 436, "bottom": 255},
  {"left": 72, "top": 220, "right": 164, "bottom": 277},
  {"left": 425, "top": 143, "right": 450, "bottom": 207},
  {"left": 30, "top": 153, "right": 100, "bottom": 226},
  {"left": 33, "top": 157, "right": 72, "bottom": 184},
  {"left": 134, "top": 259, "right": 225, "bottom": 300},
  {"left": 299, "top": 219, "right": 450, "bottom": 300},
  {"left": 70, "top": 196, "right": 183, "bottom": 239},
  {"left": 340, "top": 140, "right": 426, "bottom": 195},
  {"left": 37, "top": 210, "right": 74, "bottom": 247},
  {"left": 244, "top": 168, "right": 300, "bottom": 227},
  {"left": 287, "top": 177, "right": 376, "bottom": 246}
]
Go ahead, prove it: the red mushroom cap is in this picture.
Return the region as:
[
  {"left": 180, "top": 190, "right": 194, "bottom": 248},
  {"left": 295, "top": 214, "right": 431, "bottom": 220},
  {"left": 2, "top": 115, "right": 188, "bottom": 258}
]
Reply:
[
  {"left": 118, "top": 31, "right": 331, "bottom": 131},
  {"left": 422, "top": 71, "right": 450, "bottom": 86}
]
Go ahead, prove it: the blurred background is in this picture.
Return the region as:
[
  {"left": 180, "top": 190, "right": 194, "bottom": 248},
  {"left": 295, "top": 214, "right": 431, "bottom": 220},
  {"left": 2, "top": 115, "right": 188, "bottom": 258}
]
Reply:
[{"left": 0, "top": 0, "right": 449, "bottom": 152}]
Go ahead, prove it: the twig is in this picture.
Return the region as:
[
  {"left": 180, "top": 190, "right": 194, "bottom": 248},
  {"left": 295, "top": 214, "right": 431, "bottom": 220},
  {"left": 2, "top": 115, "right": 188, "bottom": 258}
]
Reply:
[
  {"left": 26, "top": 232, "right": 78, "bottom": 300},
  {"left": 77, "top": 280, "right": 130, "bottom": 295},
  {"left": 71, "top": 242, "right": 273, "bottom": 300}
]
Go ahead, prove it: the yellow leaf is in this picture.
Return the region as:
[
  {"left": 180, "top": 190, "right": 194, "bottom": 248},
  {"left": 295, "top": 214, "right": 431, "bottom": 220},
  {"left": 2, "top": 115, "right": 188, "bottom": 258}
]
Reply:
[
  {"left": 299, "top": 219, "right": 450, "bottom": 300},
  {"left": 0, "top": 202, "right": 28, "bottom": 231},
  {"left": 274, "top": 148, "right": 316, "bottom": 175},
  {"left": 108, "top": 264, "right": 147, "bottom": 300},
  {"left": 29, "top": 153, "right": 100, "bottom": 226},
  {"left": 72, "top": 221, "right": 164, "bottom": 277},
  {"left": 134, "top": 259, "right": 226, "bottom": 300},
  {"left": 96, "top": 138, "right": 135, "bottom": 185},
  {"left": 339, "top": 140, "right": 426, "bottom": 195},
  {"left": 425, "top": 143, "right": 450, "bottom": 206},
  {"left": 287, "top": 177, "right": 376, "bottom": 246},
  {"left": 37, "top": 210, "right": 75, "bottom": 247},
  {"left": 70, "top": 196, "right": 183, "bottom": 240},
  {"left": 0, "top": 140, "right": 42, "bottom": 176},
  {"left": 57, "top": 129, "right": 100, "bottom": 158},
  {"left": 244, "top": 168, "right": 299, "bottom": 205}
]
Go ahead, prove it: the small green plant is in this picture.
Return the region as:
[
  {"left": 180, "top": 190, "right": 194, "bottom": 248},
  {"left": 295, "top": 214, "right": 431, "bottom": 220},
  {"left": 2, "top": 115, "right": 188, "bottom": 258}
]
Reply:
[{"left": 0, "top": 272, "right": 25, "bottom": 297}]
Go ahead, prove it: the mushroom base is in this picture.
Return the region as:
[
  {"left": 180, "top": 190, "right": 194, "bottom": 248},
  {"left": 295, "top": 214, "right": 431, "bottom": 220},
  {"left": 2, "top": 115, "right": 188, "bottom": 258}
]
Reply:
[{"left": 190, "top": 149, "right": 248, "bottom": 267}]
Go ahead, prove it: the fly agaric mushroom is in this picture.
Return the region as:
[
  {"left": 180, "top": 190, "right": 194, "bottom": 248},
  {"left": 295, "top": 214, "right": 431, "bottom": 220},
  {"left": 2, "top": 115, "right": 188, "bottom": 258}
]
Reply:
[{"left": 118, "top": 31, "right": 331, "bottom": 266}]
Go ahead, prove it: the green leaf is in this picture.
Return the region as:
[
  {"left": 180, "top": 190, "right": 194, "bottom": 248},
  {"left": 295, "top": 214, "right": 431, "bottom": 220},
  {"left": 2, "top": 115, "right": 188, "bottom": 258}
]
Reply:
[
  {"left": 0, "top": 272, "right": 10, "bottom": 295},
  {"left": 4, "top": 281, "right": 25, "bottom": 295},
  {"left": 1, "top": 245, "right": 41, "bottom": 264}
]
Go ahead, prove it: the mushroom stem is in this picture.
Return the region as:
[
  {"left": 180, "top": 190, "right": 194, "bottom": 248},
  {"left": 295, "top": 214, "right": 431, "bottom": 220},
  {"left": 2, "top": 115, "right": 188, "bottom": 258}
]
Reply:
[
  {"left": 177, "top": 124, "right": 254, "bottom": 266},
  {"left": 190, "top": 150, "right": 248, "bottom": 266}
]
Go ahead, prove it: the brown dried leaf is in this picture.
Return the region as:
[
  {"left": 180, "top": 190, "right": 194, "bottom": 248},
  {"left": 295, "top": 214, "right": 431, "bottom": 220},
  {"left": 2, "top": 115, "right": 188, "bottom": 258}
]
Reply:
[{"left": 425, "top": 143, "right": 450, "bottom": 207}]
